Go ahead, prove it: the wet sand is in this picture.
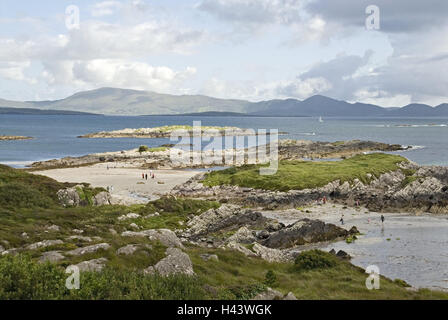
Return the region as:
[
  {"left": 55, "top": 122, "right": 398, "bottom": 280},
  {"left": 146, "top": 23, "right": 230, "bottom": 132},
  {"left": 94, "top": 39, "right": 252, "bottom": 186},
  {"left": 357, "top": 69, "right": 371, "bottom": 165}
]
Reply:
[
  {"left": 263, "top": 204, "right": 448, "bottom": 291},
  {"left": 34, "top": 162, "right": 201, "bottom": 205}
]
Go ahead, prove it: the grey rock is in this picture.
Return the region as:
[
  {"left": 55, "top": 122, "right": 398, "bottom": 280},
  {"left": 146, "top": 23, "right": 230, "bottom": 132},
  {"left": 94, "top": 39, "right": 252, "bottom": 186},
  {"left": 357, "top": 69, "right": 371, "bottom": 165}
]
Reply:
[
  {"left": 283, "top": 292, "right": 298, "bottom": 300},
  {"left": 117, "top": 244, "right": 139, "bottom": 255},
  {"left": 71, "top": 258, "right": 108, "bottom": 272},
  {"left": 252, "top": 243, "right": 293, "bottom": 263},
  {"left": 26, "top": 240, "right": 64, "bottom": 250},
  {"left": 39, "top": 251, "right": 65, "bottom": 263},
  {"left": 66, "top": 243, "right": 110, "bottom": 256},
  {"left": 227, "top": 227, "right": 256, "bottom": 244},
  {"left": 57, "top": 186, "right": 82, "bottom": 207},
  {"left": 0, "top": 245, "right": 4, "bottom": 253},
  {"left": 252, "top": 288, "right": 284, "bottom": 300},
  {"left": 67, "top": 235, "right": 92, "bottom": 242},
  {"left": 145, "top": 248, "right": 195, "bottom": 276},
  {"left": 47, "top": 225, "right": 61, "bottom": 232},
  {"left": 118, "top": 213, "right": 141, "bottom": 221},
  {"left": 122, "top": 229, "right": 184, "bottom": 249},
  {"left": 93, "top": 192, "right": 111, "bottom": 206},
  {"left": 200, "top": 254, "right": 219, "bottom": 262},
  {"left": 185, "top": 205, "right": 267, "bottom": 239},
  {"left": 262, "top": 219, "right": 349, "bottom": 249}
]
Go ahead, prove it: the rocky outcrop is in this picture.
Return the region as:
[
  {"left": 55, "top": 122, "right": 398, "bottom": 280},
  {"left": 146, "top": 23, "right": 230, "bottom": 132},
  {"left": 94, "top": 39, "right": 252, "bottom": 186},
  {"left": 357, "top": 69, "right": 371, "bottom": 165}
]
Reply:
[
  {"left": 26, "top": 240, "right": 64, "bottom": 250},
  {"left": 71, "top": 258, "right": 108, "bottom": 272},
  {"left": 262, "top": 219, "right": 353, "bottom": 249},
  {"left": 116, "top": 244, "right": 140, "bottom": 255},
  {"left": 144, "top": 248, "right": 195, "bottom": 276},
  {"left": 251, "top": 243, "right": 294, "bottom": 263},
  {"left": 93, "top": 192, "right": 112, "bottom": 206},
  {"left": 173, "top": 161, "right": 448, "bottom": 213},
  {"left": 39, "top": 251, "right": 65, "bottom": 263},
  {"left": 252, "top": 288, "right": 297, "bottom": 300},
  {"left": 57, "top": 186, "right": 82, "bottom": 207},
  {"left": 122, "top": 229, "right": 184, "bottom": 249},
  {"left": 183, "top": 205, "right": 267, "bottom": 240},
  {"left": 66, "top": 243, "right": 111, "bottom": 256}
]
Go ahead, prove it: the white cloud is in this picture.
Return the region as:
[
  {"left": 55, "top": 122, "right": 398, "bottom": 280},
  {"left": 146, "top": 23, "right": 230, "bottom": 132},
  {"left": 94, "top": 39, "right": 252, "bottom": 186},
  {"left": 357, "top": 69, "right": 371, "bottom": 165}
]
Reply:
[
  {"left": 91, "top": 1, "right": 122, "bottom": 17},
  {"left": 42, "top": 59, "right": 197, "bottom": 93}
]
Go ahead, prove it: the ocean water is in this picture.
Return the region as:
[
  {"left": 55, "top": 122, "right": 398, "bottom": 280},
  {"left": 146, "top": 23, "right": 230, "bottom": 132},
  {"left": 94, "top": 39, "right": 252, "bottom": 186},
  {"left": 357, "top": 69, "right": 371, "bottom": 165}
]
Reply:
[{"left": 1, "top": 114, "right": 448, "bottom": 167}]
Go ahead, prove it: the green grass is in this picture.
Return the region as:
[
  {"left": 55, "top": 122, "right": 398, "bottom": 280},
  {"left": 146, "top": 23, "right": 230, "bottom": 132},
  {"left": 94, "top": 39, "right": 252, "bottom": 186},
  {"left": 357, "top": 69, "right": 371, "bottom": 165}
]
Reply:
[
  {"left": 189, "top": 247, "right": 448, "bottom": 300},
  {"left": 203, "top": 153, "right": 408, "bottom": 192}
]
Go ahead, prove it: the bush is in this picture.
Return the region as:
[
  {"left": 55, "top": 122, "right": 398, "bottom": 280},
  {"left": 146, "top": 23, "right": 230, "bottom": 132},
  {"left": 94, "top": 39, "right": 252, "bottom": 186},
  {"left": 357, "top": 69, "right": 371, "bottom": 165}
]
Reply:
[
  {"left": 0, "top": 183, "right": 54, "bottom": 208},
  {"left": 0, "top": 255, "right": 207, "bottom": 300},
  {"left": 138, "top": 145, "right": 150, "bottom": 153},
  {"left": 294, "top": 250, "right": 337, "bottom": 271},
  {"left": 264, "top": 270, "right": 278, "bottom": 287}
]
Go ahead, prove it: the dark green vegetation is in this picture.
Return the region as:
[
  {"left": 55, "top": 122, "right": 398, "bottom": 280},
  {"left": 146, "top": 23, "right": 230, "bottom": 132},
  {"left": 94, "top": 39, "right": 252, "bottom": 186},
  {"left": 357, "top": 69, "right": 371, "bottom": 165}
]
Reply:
[
  {"left": 0, "top": 164, "right": 447, "bottom": 300},
  {"left": 294, "top": 250, "right": 337, "bottom": 271},
  {"left": 0, "top": 164, "right": 103, "bottom": 208},
  {"left": 203, "top": 153, "right": 409, "bottom": 192}
]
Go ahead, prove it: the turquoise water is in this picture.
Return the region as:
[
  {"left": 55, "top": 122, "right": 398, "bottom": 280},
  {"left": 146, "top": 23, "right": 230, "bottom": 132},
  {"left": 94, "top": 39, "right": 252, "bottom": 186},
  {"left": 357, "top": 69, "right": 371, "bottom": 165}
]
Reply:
[{"left": 1, "top": 115, "right": 448, "bottom": 166}]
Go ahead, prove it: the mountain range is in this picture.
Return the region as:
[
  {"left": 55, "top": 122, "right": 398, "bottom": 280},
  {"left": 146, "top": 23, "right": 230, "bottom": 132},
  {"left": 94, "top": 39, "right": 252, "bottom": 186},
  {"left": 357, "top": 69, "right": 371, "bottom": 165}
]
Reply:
[{"left": 1, "top": 87, "right": 448, "bottom": 117}]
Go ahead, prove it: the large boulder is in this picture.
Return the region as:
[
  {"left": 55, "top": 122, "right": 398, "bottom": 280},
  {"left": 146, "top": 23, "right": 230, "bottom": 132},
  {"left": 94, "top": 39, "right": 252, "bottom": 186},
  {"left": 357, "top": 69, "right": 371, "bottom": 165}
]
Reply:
[
  {"left": 262, "top": 219, "right": 350, "bottom": 249},
  {"left": 185, "top": 205, "right": 267, "bottom": 239},
  {"left": 66, "top": 243, "right": 111, "bottom": 256},
  {"left": 39, "top": 251, "right": 65, "bottom": 263},
  {"left": 144, "top": 248, "right": 195, "bottom": 276},
  {"left": 57, "top": 186, "right": 82, "bottom": 207},
  {"left": 93, "top": 192, "right": 112, "bottom": 206},
  {"left": 251, "top": 243, "right": 293, "bottom": 263},
  {"left": 26, "top": 240, "right": 64, "bottom": 250},
  {"left": 122, "top": 229, "right": 184, "bottom": 249},
  {"left": 71, "top": 258, "right": 108, "bottom": 272}
]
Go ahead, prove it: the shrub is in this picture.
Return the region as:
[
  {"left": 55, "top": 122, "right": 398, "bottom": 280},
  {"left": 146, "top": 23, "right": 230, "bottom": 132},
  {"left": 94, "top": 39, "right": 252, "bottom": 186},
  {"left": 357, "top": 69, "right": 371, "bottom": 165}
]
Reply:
[
  {"left": 0, "top": 183, "right": 54, "bottom": 208},
  {"left": 0, "top": 255, "right": 207, "bottom": 300},
  {"left": 264, "top": 270, "right": 278, "bottom": 287},
  {"left": 294, "top": 250, "right": 337, "bottom": 271},
  {"left": 138, "top": 145, "right": 150, "bottom": 153}
]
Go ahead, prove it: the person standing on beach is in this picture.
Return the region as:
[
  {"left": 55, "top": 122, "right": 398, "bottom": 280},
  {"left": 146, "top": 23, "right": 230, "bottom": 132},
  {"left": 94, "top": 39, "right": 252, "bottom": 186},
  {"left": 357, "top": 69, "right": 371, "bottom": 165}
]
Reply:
[
  {"left": 145, "top": 174, "right": 148, "bottom": 181},
  {"left": 142, "top": 173, "right": 145, "bottom": 179},
  {"left": 381, "top": 215, "right": 385, "bottom": 224}
]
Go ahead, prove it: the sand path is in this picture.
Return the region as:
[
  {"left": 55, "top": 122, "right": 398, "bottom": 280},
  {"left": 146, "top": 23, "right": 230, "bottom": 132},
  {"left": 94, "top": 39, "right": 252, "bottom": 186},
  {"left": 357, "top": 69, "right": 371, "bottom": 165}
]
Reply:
[{"left": 34, "top": 162, "right": 201, "bottom": 205}]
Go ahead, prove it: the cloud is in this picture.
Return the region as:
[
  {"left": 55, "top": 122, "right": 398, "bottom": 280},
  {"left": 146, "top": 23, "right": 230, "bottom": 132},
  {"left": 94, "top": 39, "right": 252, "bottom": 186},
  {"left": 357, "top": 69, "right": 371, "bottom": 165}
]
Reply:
[
  {"left": 91, "top": 1, "right": 122, "bottom": 17},
  {"left": 42, "top": 59, "right": 196, "bottom": 92},
  {"left": 0, "top": 61, "right": 36, "bottom": 84},
  {"left": 198, "top": 0, "right": 304, "bottom": 25},
  {"left": 306, "top": 0, "right": 448, "bottom": 34}
]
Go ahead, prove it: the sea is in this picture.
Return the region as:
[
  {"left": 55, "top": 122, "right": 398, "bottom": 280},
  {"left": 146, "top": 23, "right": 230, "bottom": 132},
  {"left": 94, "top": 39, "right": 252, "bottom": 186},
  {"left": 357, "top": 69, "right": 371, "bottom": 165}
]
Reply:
[{"left": 1, "top": 114, "right": 448, "bottom": 167}]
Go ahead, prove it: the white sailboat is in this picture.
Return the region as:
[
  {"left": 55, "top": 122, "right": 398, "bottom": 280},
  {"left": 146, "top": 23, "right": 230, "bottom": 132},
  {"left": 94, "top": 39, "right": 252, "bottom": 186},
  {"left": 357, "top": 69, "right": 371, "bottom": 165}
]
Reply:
[{"left": 319, "top": 116, "right": 324, "bottom": 123}]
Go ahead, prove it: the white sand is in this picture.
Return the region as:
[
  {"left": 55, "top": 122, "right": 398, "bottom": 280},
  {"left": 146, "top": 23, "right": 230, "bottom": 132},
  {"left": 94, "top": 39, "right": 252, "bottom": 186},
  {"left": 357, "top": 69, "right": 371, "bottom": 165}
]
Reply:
[{"left": 34, "top": 162, "right": 201, "bottom": 205}]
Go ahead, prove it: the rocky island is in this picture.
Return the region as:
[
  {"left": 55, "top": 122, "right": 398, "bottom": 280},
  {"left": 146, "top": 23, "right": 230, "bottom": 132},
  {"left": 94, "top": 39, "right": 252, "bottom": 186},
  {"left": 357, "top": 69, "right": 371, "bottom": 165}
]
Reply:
[
  {"left": 78, "top": 125, "right": 285, "bottom": 139},
  {"left": 0, "top": 135, "right": 32, "bottom": 141}
]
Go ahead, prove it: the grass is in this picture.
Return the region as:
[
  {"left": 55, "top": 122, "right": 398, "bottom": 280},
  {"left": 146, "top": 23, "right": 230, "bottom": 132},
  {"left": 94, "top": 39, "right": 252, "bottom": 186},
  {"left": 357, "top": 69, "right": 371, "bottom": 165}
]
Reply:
[
  {"left": 203, "top": 153, "right": 409, "bottom": 192},
  {"left": 188, "top": 247, "right": 448, "bottom": 300}
]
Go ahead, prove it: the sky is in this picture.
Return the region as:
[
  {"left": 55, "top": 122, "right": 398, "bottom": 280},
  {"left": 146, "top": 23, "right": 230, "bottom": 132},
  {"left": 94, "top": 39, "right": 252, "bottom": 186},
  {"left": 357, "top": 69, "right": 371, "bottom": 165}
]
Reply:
[{"left": 0, "top": 0, "right": 447, "bottom": 107}]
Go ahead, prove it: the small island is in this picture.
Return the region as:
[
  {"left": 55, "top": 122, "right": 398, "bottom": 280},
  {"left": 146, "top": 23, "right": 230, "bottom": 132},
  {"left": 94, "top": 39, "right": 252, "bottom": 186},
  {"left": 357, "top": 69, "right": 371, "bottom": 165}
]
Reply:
[
  {"left": 78, "top": 125, "right": 286, "bottom": 139},
  {"left": 0, "top": 135, "right": 33, "bottom": 141}
]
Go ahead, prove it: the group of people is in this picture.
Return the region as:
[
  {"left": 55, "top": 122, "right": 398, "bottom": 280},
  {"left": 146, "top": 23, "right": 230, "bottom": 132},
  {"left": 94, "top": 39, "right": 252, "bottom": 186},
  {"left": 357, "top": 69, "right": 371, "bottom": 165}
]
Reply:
[{"left": 142, "top": 170, "right": 156, "bottom": 181}]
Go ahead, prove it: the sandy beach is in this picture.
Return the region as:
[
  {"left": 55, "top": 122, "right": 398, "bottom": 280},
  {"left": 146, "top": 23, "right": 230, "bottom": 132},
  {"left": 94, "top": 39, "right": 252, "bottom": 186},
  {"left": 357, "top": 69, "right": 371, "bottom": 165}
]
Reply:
[{"left": 34, "top": 162, "right": 201, "bottom": 205}]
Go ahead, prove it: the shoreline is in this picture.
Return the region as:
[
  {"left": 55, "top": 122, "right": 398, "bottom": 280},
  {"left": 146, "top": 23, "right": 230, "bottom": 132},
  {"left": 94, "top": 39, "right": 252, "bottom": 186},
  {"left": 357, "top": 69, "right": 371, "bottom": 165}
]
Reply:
[{"left": 262, "top": 203, "right": 448, "bottom": 291}]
